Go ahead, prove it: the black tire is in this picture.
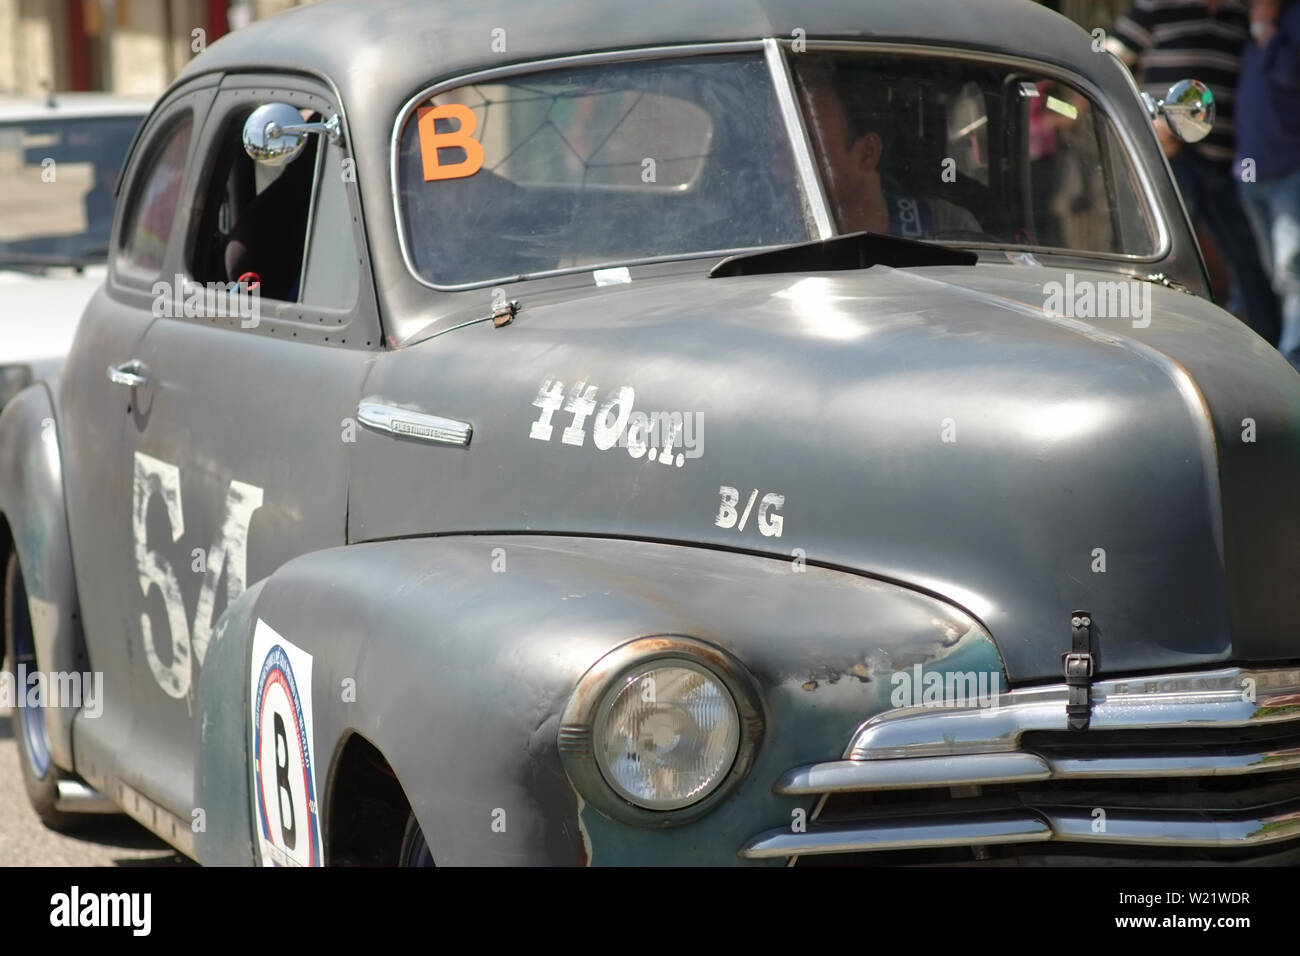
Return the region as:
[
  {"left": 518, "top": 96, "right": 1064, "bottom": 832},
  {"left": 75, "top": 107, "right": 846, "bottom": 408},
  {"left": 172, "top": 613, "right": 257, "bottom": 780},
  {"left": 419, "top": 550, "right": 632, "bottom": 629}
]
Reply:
[
  {"left": 3, "top": 551, "right": 88, "bottom": 831},
  {"left": 399, "top": 812, "right": 435, "bottom": 867}
]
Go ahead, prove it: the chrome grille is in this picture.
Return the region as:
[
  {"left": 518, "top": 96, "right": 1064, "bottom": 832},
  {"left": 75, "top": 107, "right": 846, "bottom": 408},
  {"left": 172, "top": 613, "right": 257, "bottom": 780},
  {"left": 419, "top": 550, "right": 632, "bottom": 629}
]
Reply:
[{"left": 742, "top": 665, "right": 1300, "bottom": 864}]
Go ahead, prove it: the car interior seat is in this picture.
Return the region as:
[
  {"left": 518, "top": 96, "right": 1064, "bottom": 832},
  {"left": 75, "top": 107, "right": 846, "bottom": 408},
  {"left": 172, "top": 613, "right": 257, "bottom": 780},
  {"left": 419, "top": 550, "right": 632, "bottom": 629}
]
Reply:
[{"left": 224, "top": 131, "right": 318, "bottom": 301}]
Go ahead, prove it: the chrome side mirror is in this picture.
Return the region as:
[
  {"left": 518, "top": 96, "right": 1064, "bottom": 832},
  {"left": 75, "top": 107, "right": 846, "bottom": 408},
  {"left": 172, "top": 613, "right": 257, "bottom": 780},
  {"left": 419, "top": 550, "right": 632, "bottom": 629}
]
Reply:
[
  {"left": 242, "top": 102, "right": 342, "bottom": 166},
  {"left": 1141, "top": 79, "right": 1215, "bottom": 144}
]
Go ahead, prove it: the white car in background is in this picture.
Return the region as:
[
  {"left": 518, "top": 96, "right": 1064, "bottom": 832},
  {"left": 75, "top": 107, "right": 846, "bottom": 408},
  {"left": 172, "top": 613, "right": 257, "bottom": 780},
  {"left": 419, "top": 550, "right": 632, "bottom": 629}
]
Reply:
[{"left": 0, "top": 93, "right": 150, "bottom": 404}]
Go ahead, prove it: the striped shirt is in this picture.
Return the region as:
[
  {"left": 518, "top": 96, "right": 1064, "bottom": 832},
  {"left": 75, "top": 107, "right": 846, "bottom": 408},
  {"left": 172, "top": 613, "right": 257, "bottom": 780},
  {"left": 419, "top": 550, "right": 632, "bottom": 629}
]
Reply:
[{"left": 1110, "top": 0, "right": 1250, "bottom": 164}]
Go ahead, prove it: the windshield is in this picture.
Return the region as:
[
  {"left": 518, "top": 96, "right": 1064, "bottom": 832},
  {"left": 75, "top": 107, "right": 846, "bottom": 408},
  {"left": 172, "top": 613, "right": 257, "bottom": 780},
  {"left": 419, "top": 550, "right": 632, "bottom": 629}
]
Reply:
[
  {"left": 397, "top": 53, "right": 814, "bottom": 286},
  {"left": 396, "top": 49, "right": 1160, "bottom": 287},
  {"left": 0, "top": 115, "right": 141, "bottom": 267},
  {"left": 791, "top": 52, "right": 1159, "bottom": 256}
]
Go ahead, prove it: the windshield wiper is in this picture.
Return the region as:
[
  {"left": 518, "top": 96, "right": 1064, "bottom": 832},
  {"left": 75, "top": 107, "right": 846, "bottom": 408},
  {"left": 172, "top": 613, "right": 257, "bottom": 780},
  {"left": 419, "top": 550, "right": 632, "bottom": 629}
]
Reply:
[{"left": 709, "top": 231, "right": 977, "bottom": 278}]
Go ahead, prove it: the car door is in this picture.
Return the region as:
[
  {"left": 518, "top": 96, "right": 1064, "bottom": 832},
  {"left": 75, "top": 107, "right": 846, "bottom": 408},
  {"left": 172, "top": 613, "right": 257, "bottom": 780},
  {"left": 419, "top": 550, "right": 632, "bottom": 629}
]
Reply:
[
  {"left": 77, "top": 75, "right": 381, "bottom": 829},
  {"left": 59, "top": 78, "right": 217, "bottom": 827}
]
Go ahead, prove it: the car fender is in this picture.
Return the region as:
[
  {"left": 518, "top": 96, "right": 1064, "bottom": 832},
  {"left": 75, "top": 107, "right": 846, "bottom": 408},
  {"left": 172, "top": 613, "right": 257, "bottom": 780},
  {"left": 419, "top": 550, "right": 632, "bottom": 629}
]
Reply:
[
  {"left": 193, "top": 533, "right": 1003, "bottom": 866},
  {"left": 0, "top": 382, "right": 87, "bottom": 772},
  {"left": 193, "top": 579, "right": 265, "bottom": 866}
]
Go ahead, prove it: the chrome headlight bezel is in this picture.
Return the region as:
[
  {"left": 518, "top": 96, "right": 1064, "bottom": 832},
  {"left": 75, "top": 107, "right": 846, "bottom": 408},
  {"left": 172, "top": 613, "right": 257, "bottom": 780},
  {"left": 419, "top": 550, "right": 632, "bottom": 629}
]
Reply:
[{"left": 558, "top": 636, "right": 765, "bottom": 827}]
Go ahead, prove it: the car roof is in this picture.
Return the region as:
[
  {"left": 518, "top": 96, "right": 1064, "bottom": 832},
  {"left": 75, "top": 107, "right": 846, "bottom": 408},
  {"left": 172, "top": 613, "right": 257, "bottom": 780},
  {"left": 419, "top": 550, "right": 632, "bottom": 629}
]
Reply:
[
  {"left": 177, "top": 0, "right": 1095, "bottom": 117},
  {"left": 0, "top": 92, "right": 154, "bottom": 122}
]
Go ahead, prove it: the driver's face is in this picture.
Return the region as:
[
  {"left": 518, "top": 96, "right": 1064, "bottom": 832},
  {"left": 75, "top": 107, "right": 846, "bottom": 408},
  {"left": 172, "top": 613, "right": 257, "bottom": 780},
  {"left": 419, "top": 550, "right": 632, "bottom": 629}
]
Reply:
[{"left": 804, "top": 81, "right": 885, "bottom": 232}]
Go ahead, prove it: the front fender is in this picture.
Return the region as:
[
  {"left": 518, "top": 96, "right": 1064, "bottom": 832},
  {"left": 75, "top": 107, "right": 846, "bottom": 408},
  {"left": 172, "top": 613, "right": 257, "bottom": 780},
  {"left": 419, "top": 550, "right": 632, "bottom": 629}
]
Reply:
[
  {"left": 193, "top": 579, "right": 265, "bottom": 865},
  {"left": 0, "top": 382, "right": 86, "bottom": 772},
  {"left": 196, "top": 534, "right": 1002, "bottom": 865}
]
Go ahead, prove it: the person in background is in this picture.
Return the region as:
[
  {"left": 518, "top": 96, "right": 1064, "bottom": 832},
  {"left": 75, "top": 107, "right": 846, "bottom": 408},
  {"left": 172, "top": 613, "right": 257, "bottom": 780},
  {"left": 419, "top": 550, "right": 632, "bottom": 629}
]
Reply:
[
  {"left": 1236, "top": 0, "right": 1300, "bottom": 371},
  {"left": 1108, "top": 0, "right": 1281, "bottom": 347}
]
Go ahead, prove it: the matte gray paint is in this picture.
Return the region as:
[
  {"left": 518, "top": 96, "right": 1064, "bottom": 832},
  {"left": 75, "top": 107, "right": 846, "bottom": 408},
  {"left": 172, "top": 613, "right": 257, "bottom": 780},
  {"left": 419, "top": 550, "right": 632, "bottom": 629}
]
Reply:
[
  {"left": 62, "top": 293, "right": 370, "bottom": 820},
  {"left": 58, "top": 84, "right": 218, "bottom": 819},
  {"left": 350, "top": 263, "right": 1300, "bottom": 682},
  {"left": 59, "top": 291, "right": 180, "bottom": 813},
  {"left": 193, "top": 580, "right": 263, "bottom": 866},
  {"left": 61, "top": 83, "right": 372, "bottom": 822},
  {"left": 0, "top": 382, "right": 87, "bottom": 772},
  {"left": 197, "top": 535, "right": 1000, "bottom": 865}
]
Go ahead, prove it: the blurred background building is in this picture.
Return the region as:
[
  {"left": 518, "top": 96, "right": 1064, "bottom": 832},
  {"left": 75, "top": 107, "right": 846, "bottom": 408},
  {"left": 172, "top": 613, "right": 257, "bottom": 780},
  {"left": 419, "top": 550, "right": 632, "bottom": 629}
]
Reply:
[
  {"left": 1, "top": 0, "right": 1129, "bottom": 97},
  {"left": 1, "top": 0, "right": 270, "bottom": 95}
]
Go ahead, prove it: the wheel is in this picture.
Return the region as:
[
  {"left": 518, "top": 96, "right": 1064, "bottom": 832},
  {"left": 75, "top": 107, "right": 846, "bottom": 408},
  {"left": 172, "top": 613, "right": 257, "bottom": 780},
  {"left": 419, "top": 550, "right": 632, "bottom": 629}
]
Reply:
[
  {"left": 399, "top": 812, "right": 435, "bottom": 866},
  {"left": 3, "top": 551, "right": 88, "bottom": 831}
]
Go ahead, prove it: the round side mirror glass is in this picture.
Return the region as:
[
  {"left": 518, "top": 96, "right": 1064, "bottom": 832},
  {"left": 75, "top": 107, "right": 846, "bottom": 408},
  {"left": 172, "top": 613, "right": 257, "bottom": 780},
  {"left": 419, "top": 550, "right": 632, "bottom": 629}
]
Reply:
[
  {"left": 1163, "top": 79, "right": 1215, "bottom": 143},
  {"left": 242, "top": 102, "right": 308, "bottom": 166}
]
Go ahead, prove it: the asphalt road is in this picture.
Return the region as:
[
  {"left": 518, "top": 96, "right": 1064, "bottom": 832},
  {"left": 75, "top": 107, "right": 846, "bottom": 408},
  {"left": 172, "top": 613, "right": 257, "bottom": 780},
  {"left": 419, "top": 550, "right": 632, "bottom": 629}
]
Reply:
[{"left": 0, "top": 705, "right": 190, "bottom": 866}]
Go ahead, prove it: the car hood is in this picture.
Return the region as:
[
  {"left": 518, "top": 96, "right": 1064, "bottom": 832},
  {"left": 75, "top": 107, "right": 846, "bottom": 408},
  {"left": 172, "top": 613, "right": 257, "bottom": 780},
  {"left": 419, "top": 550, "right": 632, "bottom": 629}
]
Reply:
[
  {"left": 351, "top": 262, "right": 1300, "bottom": 683},
  {"left": 0, "top": 265, "right": 104, "bottom": 370}
]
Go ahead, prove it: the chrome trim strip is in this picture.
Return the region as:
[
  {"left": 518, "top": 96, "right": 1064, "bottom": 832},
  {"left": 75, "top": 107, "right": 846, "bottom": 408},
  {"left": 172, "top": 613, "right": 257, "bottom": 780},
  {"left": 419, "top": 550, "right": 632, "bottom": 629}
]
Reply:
[
  {"left": 763, "top": 38, "right": 834, "bottom": 240},
  {"left": 778, "top": 745, "right": 1300, "bottom": 795},
  {"left": 848, "top": 666, "right": 1300, "bottom": 760},
  {"left": 1050, "top": 747, "right": 1300, "bottom": 779},
  {"left": 357, "top": 400, "right": 472, "bottom": 447},
  {"left": 395, "top": 244, "right": 786, "bottom": 297},
  {"left": 1049, "top": 804, "right": 1300, "bottom": 848},
  {"left": 742, "top": 811, "right": 1052, "bottom": 859},
  {"left": 742, "top": 802, "right": 1300, "bottom": 857},
  {"left": 777, "top": 752, "right": 1052, "bottom": 794}
]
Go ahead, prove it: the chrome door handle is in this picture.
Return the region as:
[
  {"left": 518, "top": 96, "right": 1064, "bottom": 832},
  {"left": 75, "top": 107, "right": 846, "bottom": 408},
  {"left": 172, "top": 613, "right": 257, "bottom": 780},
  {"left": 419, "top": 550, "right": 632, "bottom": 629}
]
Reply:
[{"left": 107, "top": 360, "right": 148, "bottom": 388}]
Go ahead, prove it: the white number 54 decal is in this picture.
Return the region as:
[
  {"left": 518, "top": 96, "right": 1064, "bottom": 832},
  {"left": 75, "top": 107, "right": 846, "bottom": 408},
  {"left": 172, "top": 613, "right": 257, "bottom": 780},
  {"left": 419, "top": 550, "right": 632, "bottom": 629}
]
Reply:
[{"left": 132, "top": 452, "right": 264, "bottom": 699}]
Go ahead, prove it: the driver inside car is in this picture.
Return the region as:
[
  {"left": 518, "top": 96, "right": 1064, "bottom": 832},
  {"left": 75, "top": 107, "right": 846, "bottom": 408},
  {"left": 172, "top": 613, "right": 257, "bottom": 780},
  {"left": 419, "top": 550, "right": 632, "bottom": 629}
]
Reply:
[{"left": 799, "top": 64, "right": 984, "bottom": 240}]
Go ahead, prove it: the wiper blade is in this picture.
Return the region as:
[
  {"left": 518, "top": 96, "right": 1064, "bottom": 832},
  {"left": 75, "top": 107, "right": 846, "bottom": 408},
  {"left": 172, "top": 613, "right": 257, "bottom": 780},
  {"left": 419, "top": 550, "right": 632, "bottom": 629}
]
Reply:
[{"left": 709, "top": 231, "right": 977, "bottom": 278}]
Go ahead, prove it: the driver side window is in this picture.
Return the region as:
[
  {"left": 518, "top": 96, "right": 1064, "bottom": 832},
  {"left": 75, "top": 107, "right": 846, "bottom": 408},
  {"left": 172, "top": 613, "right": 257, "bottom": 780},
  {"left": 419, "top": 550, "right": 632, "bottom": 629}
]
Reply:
[{"left": 189, "top": 100, "right": 356, "bottom": 308}]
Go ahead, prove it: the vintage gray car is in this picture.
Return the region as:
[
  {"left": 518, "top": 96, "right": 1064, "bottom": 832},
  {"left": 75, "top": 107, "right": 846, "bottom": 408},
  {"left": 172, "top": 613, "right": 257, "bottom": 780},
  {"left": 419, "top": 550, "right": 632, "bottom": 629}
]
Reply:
[{"left": 2, "top": 0, "right": 1298, "bottom": 866}]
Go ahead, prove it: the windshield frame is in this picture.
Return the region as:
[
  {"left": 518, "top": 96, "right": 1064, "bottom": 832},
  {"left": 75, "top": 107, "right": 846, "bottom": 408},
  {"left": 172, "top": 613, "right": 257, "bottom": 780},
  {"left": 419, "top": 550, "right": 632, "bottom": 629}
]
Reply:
[{"left": 389, "top": 39, "right": 1170, "bottom": 292}]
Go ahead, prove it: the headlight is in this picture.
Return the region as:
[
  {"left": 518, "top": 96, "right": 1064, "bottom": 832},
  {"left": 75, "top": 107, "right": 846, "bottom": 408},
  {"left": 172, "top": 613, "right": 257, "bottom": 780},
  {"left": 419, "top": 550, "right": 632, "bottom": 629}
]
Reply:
[
  {"left": 559, "top": 636, "right": 764, "bottom": 826},
  {"left": 594, "top": 660, "right": 740, "bottom": 810}
]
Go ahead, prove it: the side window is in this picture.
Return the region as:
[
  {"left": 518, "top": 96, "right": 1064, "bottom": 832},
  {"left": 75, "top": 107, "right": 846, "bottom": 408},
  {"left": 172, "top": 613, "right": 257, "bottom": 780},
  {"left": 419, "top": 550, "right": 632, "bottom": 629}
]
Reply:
[
  {"left": 189, "top": 104, "right": 318, "bottom": 303},
  {"left": 1017, "top": 82, "right": 1153, "bottom": 254},
  {"left": 118, "top": 113, "right": 193, "bottom": 273},
  {"left": 189, "top": 103, "right": 356, "bottom": 308},
  {"left": 300, "top": 142, "right": 359, "bottom": 308}
]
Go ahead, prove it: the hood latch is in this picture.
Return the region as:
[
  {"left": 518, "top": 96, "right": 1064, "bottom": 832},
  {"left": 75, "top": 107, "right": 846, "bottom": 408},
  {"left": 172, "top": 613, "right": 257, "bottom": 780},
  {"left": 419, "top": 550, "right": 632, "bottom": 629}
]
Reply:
[{"left": 1064, "top": 611, "right": 1095, "bottom": 730}]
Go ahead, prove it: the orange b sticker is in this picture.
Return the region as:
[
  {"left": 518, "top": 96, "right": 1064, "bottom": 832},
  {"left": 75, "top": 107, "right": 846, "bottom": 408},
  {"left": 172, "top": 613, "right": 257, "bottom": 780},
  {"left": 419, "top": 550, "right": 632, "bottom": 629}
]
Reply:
[{"left": 417, "top": 104, "right": 485, "bottom": 181}]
